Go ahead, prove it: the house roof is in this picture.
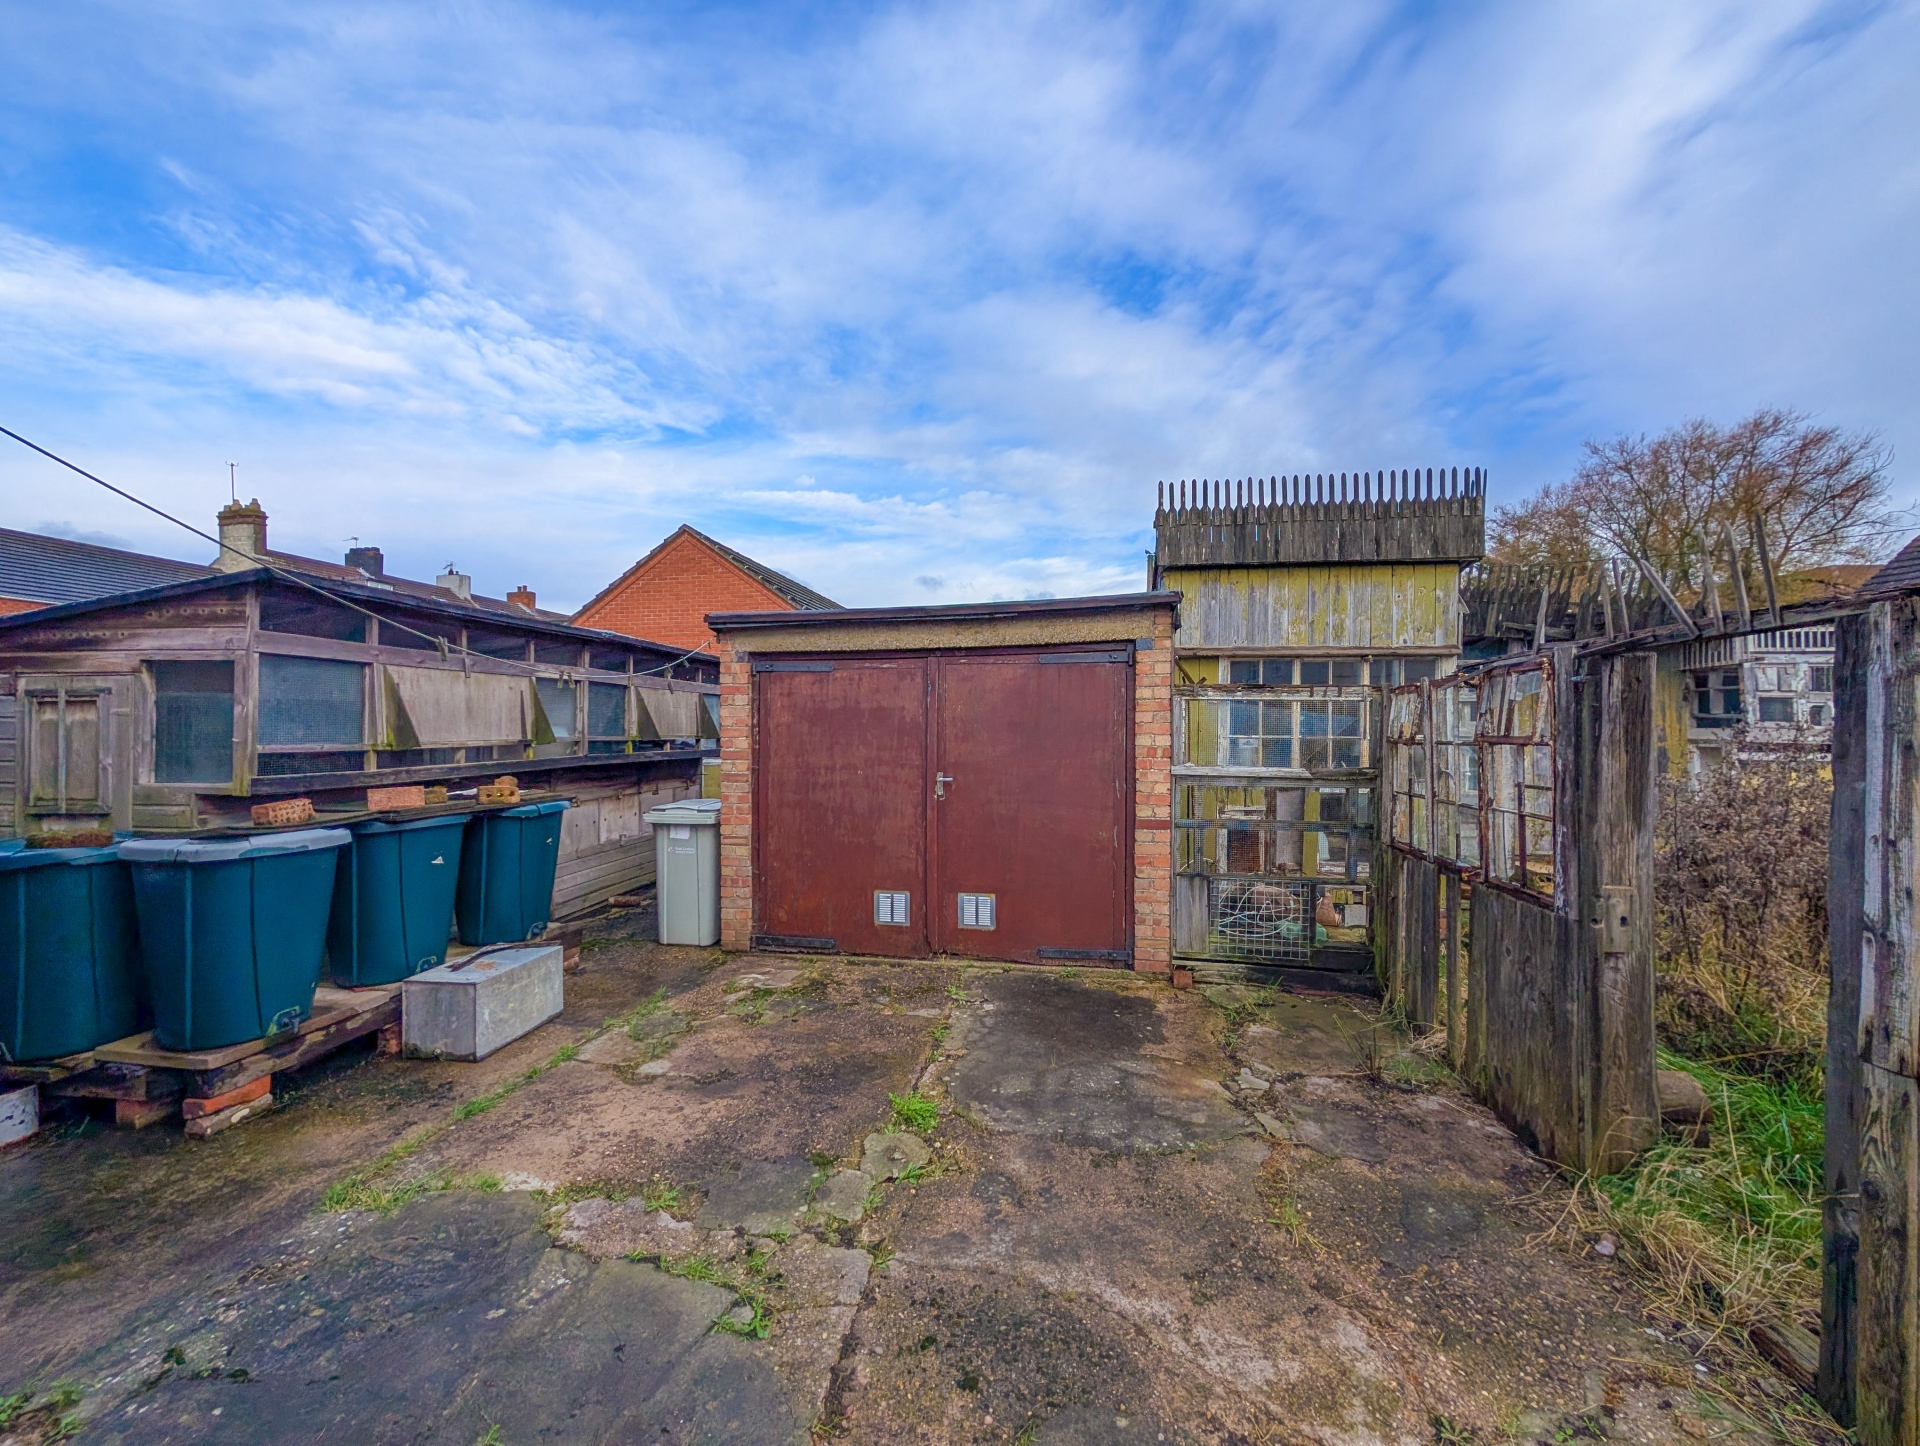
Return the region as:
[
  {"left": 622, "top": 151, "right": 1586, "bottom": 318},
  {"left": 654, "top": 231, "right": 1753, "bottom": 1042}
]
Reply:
[
  {"left": 260, "top": 548, "right": 575, "bottom": 625},
  {"left": 0, "top": 527, "right": 215, "bottom": 606},
  {"left": 574, "top": 525, "right": 840, "bottom": 622},
  {"left": 1858, "top": 540, "right": 1920, "bottom": 599},
  {"left": 0, "top": 566, "right": 711, "bottom": 666}
]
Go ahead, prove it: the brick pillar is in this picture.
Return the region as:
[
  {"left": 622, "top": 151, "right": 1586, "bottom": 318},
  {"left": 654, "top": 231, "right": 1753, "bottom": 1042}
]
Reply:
[
  {"left": 716, "top": 640, "right": 754, "bottom": 951},
  {"left": 1132, "top": 609, "right": 1175, "bottom": 972}
]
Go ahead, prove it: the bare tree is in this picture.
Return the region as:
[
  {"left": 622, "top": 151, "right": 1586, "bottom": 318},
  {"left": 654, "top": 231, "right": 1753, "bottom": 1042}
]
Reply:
[{"left": 1490, "top": 409, "right": 1893, "bottom": 591}]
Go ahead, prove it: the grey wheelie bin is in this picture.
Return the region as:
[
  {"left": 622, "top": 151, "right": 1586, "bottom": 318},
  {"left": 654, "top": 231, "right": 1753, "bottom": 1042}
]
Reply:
[{"left": 645, "top": 798, "right": 721, "bottom": 946}]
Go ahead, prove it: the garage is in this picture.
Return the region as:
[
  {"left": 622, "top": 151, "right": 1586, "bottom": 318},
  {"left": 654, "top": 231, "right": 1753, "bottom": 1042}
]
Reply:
[{"left": 708, "top": 595, "right": 1179, "bottom": 972}]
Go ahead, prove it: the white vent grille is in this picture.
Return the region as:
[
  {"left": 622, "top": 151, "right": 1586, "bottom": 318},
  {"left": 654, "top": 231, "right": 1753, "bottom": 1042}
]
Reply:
[
  {"left": 958, "top": 893, "right": 996, "bottom": 929},
  {"left": 874, "top": 891, "right": 911, "bottom": 927}
]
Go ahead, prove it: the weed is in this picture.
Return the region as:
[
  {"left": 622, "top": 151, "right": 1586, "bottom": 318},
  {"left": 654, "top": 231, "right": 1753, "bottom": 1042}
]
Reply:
[
  {"left": 894, "top": 1161, "right": 938, "bottom": 1186},
  {"left": 714, "top": 1297, "right": 772, "bottom": 1339},
  {"left": 454, "top": 1039, "right": 579, "bottom": 1121},
  {"left": 1013, "top": 1418, "right": 1042, "bottom": 1446},
  {"left": 655, "top": 1252, "right": 727, "bottom": 1284},
  {"left": 0, "top": 1393, "right": 29, "bottom": 1429},
  {"left": 640, "top": 1179, "right": 687, "bottom": 1214},
  {"left": 534, "top": 1180, "right": 631, "bottom": 1211},
  {"left": 1267, "top": 1195, "right": 1308, "bottom": 1244},
  {"left": 1056, "top": 967, "right": 1080, "bottom": 983},
  {"left": 471, "top": 1174, "right": 503, "bottom": 1192},
  {"left": 808, "top": 1150, "right": 837, "bottom": 1170},
  {"left": 475, "top": 1425, "right": 504, "bottom": 1446},
  {"left": 322, "top": 1170, "right": 449, "bottom": 1214},
  {"left": 889, "top": 1091, "right": 939, "bottom": 1134},
  {"left": 862, "top": 1181, "right": 886, "bottom": 1215},
  {"left": 1428, "top": 1413, "right": 1478, "bottom": 1444},
  {"left": 866, "top": 1242, "right": 894, "bottom": 1269},
  {"left": 612, "top": 989, "right": 668, "bottom": 1032},
  {"left": 929, "top": 1021, "right": 951, "bottom": 1047},
  {"left": 945, "top": 982, "right": 970, "bottom": 1002}
]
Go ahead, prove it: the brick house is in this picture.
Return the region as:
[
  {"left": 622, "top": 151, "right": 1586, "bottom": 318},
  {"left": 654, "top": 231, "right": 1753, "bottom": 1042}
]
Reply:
[{"left": 573, "top": 526, "right": 839, "bottom": 654}]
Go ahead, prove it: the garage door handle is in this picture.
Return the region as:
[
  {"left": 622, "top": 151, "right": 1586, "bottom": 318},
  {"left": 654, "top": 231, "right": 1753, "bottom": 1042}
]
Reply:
[{"left": 934, "top": 773, "right": 955, "bottom": 799}]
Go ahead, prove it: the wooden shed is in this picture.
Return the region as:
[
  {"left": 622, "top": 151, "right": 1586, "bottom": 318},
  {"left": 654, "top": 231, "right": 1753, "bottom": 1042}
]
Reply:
[
  {"left": 708, "top": 594, "right": 1178, "bottom": 971},
  {"left": 0, "top": 568, "right": 719, "bottom": 916}
]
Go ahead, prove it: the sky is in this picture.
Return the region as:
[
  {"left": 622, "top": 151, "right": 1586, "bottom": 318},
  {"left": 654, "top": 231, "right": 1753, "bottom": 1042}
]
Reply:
[{"left": 1, "top": 1, "right": 1915, "bottom": 612}]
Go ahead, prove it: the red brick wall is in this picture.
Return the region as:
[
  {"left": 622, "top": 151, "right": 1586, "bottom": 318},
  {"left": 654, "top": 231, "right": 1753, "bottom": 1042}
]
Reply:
[
  {"left": 717, "top": 637, "right": 754, "bottom": 952},
  {"left": 0, "top": 597, "right": 44, "bottom": 617},
  {"left": 575, "top": 533, "right": 796, "bottom": 653},
  {"left": 715, "top": 613, "right": 1177, "bottom": 972}
]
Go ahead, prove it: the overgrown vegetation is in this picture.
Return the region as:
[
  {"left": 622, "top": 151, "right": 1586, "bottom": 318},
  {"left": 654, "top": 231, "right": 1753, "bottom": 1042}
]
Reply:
[
  {"left": 1572, "top": 742, "right": 1830, "bottom": 1345},
  {"left": 1655, "top": 748, "right": 1830, "bottom": 1083}
]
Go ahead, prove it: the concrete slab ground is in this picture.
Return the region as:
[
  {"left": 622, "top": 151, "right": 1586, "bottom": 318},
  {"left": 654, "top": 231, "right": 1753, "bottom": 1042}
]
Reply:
[{"left": 0, "top": 915, "right": 1809, "bottom": 1445}]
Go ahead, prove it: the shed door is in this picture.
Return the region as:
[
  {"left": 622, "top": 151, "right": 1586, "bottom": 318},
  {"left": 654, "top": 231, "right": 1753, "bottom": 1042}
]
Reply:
[
  {"left": 753, "top": 658, "right": 930, "bottom": 956},
  {"left": 930, "top": 651, "right": 1132, "bottom": 965}
]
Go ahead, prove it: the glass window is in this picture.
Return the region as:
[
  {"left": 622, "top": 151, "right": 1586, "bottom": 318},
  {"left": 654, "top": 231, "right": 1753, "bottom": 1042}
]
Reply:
[
  {"left": 153, "top": 661, "right": 233, "bottom": 784},
  {"left": 1262, "top": 659, "right": 1294, "bottom": 685},
  {"left": 1299, "top": 700, "right": 1366, "bottom": 770},
  {"left": 1400, "top": 657, "right": 1437, "bottom": 683},
  {"left": 1298, "top": 659, "right": 1329, "bottom": 686},
  {"left": 1229, "top": 659, "right": 1261, "bottom": 684},
  {"left": 373, "top": 611, "right": 454, "bottom": 652},
  {"left": 535, "top": 678, "right": 578, "bottom": 740},
  {"left": 1758, "top": 695, "right": 1794, "bottom": 723},
  {"left": 534, "top": 638, "right": 582, "bottom": 667},
  {"left": 259, "top": 656, "right": 366, "bottom": 746},
  {"left": 1809, "top": 704, "right": 1827, "bottom": 726},
  {"left": 588, "top": 682, "right": 628, "bottom": 738},
  {"left": 1329, "top": 659, "right": 1364, "bottom": 686},
  {"left": 1226, "top": 699, "right": 1292, "bottom": 768},
  {"left": 466, "top": 627, "right": 529, "bottom": 661},
  {"left": 1812, "top": 666, "right": 1833, "bottom": 693},
  {"left": 590, "top": 646, "right": 631, "bottom": 674}
]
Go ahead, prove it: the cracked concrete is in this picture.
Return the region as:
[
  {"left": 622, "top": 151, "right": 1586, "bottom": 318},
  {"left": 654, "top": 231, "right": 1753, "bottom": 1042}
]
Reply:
[{"left": 0, "top": 917, "right": 1786, "bottom": 1445}]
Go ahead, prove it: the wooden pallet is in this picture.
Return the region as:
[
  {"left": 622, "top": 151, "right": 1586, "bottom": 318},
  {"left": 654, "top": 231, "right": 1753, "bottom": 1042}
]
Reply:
[
  {"left": 93, "top": 985, "right": 401, "bottom": 1098},
  {"left": 0, "top": 1050, "right": 98, "bottom": 1087}
]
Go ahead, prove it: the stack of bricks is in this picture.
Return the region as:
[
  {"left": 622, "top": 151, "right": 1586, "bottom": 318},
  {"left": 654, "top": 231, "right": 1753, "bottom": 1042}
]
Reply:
[
  {"left": 716, "top": 640, "right": 755, "bottom": 951},
  {"left": 1131, "top": 609, "right": 1176, "bottom": 973}
]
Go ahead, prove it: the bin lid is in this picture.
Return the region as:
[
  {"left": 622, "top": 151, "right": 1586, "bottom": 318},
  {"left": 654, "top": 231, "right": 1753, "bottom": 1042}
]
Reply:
[
  {"left": 119, "top": 827, "right": 353, "bottom": 863},
  {"left": 498, "top": 800, "right": 571, "bottom": 818},
  {"left": 645, "top": 799, "right": 723, "bottom": 826},
  {"left": 352, "top": 812, "right": 473, "bottom": 835},
  {"left": 0, "top": 843, "right": 121, "bottom": 871}
]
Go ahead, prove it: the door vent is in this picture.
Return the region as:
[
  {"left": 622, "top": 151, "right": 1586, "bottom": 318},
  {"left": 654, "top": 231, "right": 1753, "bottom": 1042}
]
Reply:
[
  {"left": 874, "top": 891, "right": 911, "bottom": 926},
  {"left": 957, "top": 893, "right": 996, "bottom": 929}
]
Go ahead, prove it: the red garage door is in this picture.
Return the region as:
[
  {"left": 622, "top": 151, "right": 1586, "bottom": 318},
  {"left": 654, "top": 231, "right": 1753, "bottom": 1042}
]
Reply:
[{"left": 752, "top": 648, "right": 1133, "bottom": 965}]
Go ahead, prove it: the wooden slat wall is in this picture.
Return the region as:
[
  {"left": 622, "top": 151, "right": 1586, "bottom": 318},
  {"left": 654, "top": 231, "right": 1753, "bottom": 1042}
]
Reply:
[
  {"left": 1377, "top": 647, "right": 1657, "bottom": 1175},
  {"left": 1164, "top": 564, "right": 1463, "bottom": 652},
  {"left": 1823, "top": 600, "right": 1920, "bottom": 1442},
  {"left": 0, "top": 685, "right": 15, "bottom": 836},
  {"left": 551, "top": 776, "right": 696, "bottom": 918}
]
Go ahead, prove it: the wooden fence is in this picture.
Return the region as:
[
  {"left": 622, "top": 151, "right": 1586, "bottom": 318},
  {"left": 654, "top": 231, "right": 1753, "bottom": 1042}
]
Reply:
[
  {"left": 1822, "top": 598, "right": 1919, "bottom": 1442},
  {"left": 1378, "top": 644, "right": 1658, "bottom": 1175}
]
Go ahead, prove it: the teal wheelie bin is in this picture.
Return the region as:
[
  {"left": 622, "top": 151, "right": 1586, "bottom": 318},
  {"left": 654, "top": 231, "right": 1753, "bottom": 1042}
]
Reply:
[
  {"left": 455, "top": 800, "right": 570, "bottom": 945},
  {"left": 327, "top": 813, "right": 470, "bottom": 986},
  {"left": 121, "top": 828, "right": 351, "bottom": 1051},
  {"left": 0, "top": 845, "right": 144, "bottom": 1061}
]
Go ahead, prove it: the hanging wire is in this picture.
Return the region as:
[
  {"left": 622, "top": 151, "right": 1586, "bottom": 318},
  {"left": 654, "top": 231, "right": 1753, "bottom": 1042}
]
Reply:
[{"left": 0, "top": 424, "right": 711, "bottom": 680}]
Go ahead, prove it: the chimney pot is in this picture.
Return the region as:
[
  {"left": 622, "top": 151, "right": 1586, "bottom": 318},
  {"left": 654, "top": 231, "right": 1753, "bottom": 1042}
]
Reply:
[
  {"left": 214, "top": 498, "right": 267, "bottom": 572},
  {"left": 345, "top": 544, "right": 385, "bottom": 577},
  {"left": 507, "top": 585, "right": 537, "bottom": 610}
]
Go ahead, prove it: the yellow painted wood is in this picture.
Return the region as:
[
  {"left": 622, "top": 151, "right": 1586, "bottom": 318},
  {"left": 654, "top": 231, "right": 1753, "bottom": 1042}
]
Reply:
[{"left": 1166, "top": 564, "right": 1466, "bottom": 652}]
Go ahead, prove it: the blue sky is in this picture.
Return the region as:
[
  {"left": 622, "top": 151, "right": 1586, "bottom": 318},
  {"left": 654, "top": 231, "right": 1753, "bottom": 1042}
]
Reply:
[{"left": 1, "top": 1, "right": 1915, "bottom": 610}]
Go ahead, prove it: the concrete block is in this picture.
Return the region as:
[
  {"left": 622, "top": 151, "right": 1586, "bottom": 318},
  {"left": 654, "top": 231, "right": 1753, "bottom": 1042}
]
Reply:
[
  {"left": 0, "top": 1084, "right": 38, "bottom": 1148},
  {"left": 402, "top": 945, "right": 563, "bottom": 1061}
]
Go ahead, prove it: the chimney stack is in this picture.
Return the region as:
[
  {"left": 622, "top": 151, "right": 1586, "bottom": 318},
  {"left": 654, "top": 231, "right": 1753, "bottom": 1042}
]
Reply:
[
  {"left": 214, "top": 498, "right": 268, "bottom": 572},
  {"left": 507, "top": 585, "right": 537, "bottom": 610},
  {"left": 345, "top": 545, "right": 385, "bottom": 577},
  {"left": 436, "top": 565, "right": 473, "bottom": 603}
]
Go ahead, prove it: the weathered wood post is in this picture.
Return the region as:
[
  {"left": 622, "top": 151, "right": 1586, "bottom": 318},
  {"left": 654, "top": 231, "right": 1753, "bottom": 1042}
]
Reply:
[{"left": 1823, "top": 598, "right": 1920, "bottom": 1442}]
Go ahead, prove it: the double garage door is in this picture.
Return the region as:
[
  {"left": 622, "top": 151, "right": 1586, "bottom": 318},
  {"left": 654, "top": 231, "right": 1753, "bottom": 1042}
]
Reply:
[{"left": 752, "top": 648, "right": 1133, "bottom": 965}]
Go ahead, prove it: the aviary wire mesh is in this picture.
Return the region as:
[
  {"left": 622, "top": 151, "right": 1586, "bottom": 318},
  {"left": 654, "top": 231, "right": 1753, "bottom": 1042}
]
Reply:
[{"left": 1207, "top": 877, "right": 1312, "bottom": 962}]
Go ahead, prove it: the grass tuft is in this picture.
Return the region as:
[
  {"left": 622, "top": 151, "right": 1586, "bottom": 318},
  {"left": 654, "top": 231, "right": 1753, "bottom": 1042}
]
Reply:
[{"left": 889, "top": 1091, "right": 939, "bottom": 1134}]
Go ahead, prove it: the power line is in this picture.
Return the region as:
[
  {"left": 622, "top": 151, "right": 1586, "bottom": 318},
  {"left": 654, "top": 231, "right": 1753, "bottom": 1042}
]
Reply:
[{"left": 0, "top": 424, "right": 711, "bottom": 681}]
